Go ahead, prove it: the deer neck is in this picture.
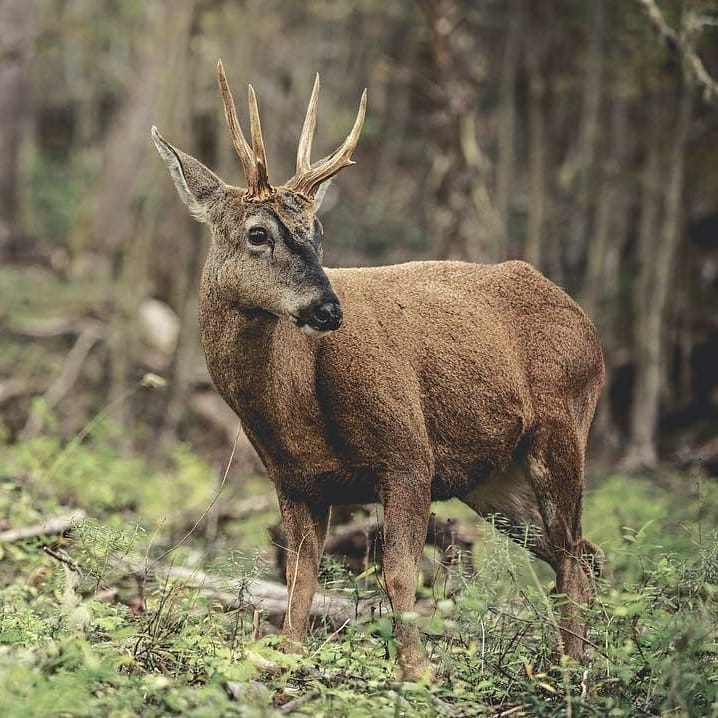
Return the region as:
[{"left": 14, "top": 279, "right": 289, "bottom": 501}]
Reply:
[{"left": 198, "top": 282, "right": 321, "bottom": 464}]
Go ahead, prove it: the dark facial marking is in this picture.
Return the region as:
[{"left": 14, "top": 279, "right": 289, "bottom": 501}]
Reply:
[
  {"left": 260, "top": 207, "right": 335, "bottom": 302},
  {"left": 264, "top": 207, "right": 316, "bottom": 261}
]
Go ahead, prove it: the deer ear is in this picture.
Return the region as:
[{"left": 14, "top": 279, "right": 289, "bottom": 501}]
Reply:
[
  {"left": 313, "top": 179, "right": 331, "bottom": 213},
  {"left": 151, "top": 126, "right": 224, "bottom": 223}
]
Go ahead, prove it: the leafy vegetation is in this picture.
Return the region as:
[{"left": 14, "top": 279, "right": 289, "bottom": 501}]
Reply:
[{"left": 1, "top": 423, "right": 716, "bottom": 717}]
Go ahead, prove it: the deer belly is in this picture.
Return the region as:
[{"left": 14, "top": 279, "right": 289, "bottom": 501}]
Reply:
[
  {"left": 430, "top": 460, "right": 494, "bottom": 500},
  {"left": 276, "top": 469, "right": 381, "bottom": 505}
]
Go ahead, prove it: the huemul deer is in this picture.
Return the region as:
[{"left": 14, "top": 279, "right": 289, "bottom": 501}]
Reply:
[{"left": 152, "top": 61, "right": 605, "bottom": 678}]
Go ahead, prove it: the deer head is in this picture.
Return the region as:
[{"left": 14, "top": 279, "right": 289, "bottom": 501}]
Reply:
[{"left": 152, "top": 61, "right": 366, "bottom": 335}]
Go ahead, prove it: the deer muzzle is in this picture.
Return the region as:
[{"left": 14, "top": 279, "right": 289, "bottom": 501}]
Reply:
[{"left": 294, "top": 295, "right": 343, "bottom": 334}]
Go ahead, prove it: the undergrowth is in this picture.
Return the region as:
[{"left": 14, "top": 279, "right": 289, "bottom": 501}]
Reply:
[{"left": 0, "top": 425, "right": 716, "bottom": 717}]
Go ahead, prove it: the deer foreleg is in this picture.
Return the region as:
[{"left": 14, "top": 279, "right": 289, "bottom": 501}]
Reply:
[{"left": 277, "top": 491, "right": 330, "bottom": 648}]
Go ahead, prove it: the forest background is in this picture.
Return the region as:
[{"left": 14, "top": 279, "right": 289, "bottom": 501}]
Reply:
[{"left": 1, "top": 1, "right": 717, "bottom": 715}]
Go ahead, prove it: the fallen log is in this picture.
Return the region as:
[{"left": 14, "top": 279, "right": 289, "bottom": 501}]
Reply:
[
  {"left": 7, "top": 316, "right": 104, "bottom": 339},
  {"left": 117, "top": 558, "right": 376, "bottom": 625},
  {"left": 0, "top": 510, "right": 87, "bottom": 543}
]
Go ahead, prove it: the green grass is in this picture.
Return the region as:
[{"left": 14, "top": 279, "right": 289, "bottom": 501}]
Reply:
[{"left": 1, "top": 427, "right": 716, "bottom": 717}]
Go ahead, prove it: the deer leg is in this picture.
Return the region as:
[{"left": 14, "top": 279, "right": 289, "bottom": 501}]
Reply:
[
  {"left": 276, "top": 490, "right": 330, "bottom": 648},
  {"left": 380, "top": 476, "right": 432, "bottom": 679},
  {"left": 525, "top": 428, "right": 601, "bottom": 661}
]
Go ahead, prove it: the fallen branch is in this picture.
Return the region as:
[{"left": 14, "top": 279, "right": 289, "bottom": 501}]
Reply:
[
  {"left": 21, "top": 323, "right": 105, "bottom": 439},
  {"left": 0, "top": 510, "right": 87, "bottom": 543},
  {"left": 0, "top": 377, "right": 36, "bottom": 406},
  {"left": 7, "top": 316, "right": 103, "bottom": 338},
  {"left": 215, "top": 495, "right": 276, "bottom": 522},
  {"left": 118, "top": 558, "right": 376, "bottom": 625}
]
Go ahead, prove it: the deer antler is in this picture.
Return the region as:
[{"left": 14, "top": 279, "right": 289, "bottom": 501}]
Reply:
[
  {"left": 217, "top": 60, "right": 273, "bottom": 199},
  {"left": 286, "top": 79, "right": 367, "bottom": 198},
  {"left": 217, "top": 62, "right": 366, "bottom": 200},
  {"left": 295, "top": 73, "right": 321, "bottom": 177}
]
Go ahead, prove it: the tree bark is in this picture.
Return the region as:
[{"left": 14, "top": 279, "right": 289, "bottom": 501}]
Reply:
[
  {"left": 0, "top": 0, "right": 36, "bottom": 257},
  {"left": 495, "top": 0, "right": 522, "bottom": 238},
  {"left": 566, "top": 0, "right": 605, "bottom": 274},
  {"left": 623, "top": 78, "right": 693, "bottom": 470},
  {"left": 97, "top": 0, "right": 195, "bottom": 437},
  {"left": 582, "top": 90, "right": 629, "bottom": 459},
  {"left": 419, "top": 0, "right": 503, "bottom": 263},
  {"left": 524, "top": 5, "right": 548, "bottom": 270}
]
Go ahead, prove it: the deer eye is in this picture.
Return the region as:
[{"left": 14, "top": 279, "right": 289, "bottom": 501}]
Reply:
[{"left": 248, "top": 226, "right": 269, "bottom": 246}]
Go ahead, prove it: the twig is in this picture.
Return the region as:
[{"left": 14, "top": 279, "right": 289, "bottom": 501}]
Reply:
[
  {"left": 150, "top": 426, "right": 241, "bottom": 565},
  {"left": 492, "top": 706, "right": 526, "bottom": 718},
  {"left": 637, "top": 0, "right": 718, "bottom": 104},
  {"left": 0, "top": 510, "right": 87, "bottom": 543},
  {"left": 278, "top": 691, "right": 320, "bottom": 714},
  {"left": 42, "top": 544, "right": 83, "bottom": 574},
  {"left": 310, "top": 618, "right": 352, "bottom": 657}
]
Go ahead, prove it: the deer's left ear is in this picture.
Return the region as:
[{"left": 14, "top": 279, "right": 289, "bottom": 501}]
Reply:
[
  {"left": 151, "top": 126, "right": 225, "bottom": 223},
  {"left": 313, "top": 179, "right": 331, "bottom": 213}
]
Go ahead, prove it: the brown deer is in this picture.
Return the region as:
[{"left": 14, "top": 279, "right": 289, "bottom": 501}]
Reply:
[{"left": 152, "top": 60, "right": 604, "bottom": 678}]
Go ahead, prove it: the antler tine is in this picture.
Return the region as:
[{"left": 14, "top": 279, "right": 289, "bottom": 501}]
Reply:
[
  {"left": 248, "top": 84, "right": 272, "bottom": 197},
  {"left": 217, "top": 60, "right": 255, "bottom": 184},
  {"left": 287, "top": 88, "right": 367, "bottom": 198},
  {"left": 295, "top": 73, "right": 321, "bottom": 175}
]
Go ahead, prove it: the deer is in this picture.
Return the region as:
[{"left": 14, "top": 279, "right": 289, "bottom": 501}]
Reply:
[{"left": 151, "top": 60, "right": 605, "bottom": 679}]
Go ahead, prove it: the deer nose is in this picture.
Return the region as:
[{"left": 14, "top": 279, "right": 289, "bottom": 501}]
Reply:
[{"left": 311, "top": 300, "right": 343, "bottom": 331}]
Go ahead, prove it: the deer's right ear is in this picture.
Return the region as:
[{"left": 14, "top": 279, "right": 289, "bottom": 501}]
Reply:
[{"left": 151, "top": 126, "right": 224, "bottom": 223}]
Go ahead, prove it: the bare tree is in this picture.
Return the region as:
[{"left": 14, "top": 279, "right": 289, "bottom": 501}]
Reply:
[
  {"left": 524, "top": 1, "right": 552, "bottom": 270},
  {"left": 84, "top": 0, "right": 196, "bottom": 436},
  {"left": 495, "top": 0, "right": 522, "bottom": 237},
  {"left": 0, "top": 0, "right": 36, "bottom": 257},
  {"left": 623, "top": 78, "right": 693, "bottom": 470},
  {"left": 419, "top": 0, "right": 504, "bottom": 263},
  {"left": 565, "top": 0, "right": 605, "bottom": 273}
]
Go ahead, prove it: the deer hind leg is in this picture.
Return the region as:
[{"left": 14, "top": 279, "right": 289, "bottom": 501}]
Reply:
[
  {"left": 380, "top": 472, "right": 432, "bottom": 680},
  {"left": 525, "top": 423, "right": 603, "bottom": 661},
  {"left": 276, "top": 490, "right": 330, "bottom": 648}
]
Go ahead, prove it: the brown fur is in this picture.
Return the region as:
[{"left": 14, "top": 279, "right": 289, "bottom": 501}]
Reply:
[{"left": 152, "top": 75, "right": 605, "bottom": 678}]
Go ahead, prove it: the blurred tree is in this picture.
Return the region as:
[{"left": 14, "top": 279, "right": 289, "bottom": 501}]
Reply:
[
  {"left": 0, "top": 0, "right": 36, "bottom": 257},
  {"left": 624, "top": 74, "right": 693, "bottom": 470},
  {"left": 418, "top": 0, "right": 504, "bottom": 262}
]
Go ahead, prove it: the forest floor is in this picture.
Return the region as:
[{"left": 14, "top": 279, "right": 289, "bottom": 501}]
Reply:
[{"left": 1, "top": 425, "right": 716, "bottom": 717}]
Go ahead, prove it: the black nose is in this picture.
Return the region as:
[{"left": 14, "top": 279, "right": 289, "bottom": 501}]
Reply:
[{"left": 310, "top": 301, "right": 343, "bottom": 331}]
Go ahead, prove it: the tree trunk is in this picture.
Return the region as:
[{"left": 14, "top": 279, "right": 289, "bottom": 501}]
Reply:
[
  {"left": 565, "top": 0, "right": 605, "bottom": 274},
  {"left": 495, "top": 0, "right": 522, "bottom": 238},
  {"left": 582, "top": 91, "right": 629, "bottom": 460},
  {"left": 0, "top": 0, "right": 36, "bottom": 257},
  {"left": 96, "top": 0, "right": 195, "bottom": 438},
  {"left": 623, "top": 79, "right": 693, "bottom": 470},
  {"left": 418, "top": 0, "right": 503, "bottom": 263},
  {"left": 524, "top": 7, "right": 548, "bottom": 270}
]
